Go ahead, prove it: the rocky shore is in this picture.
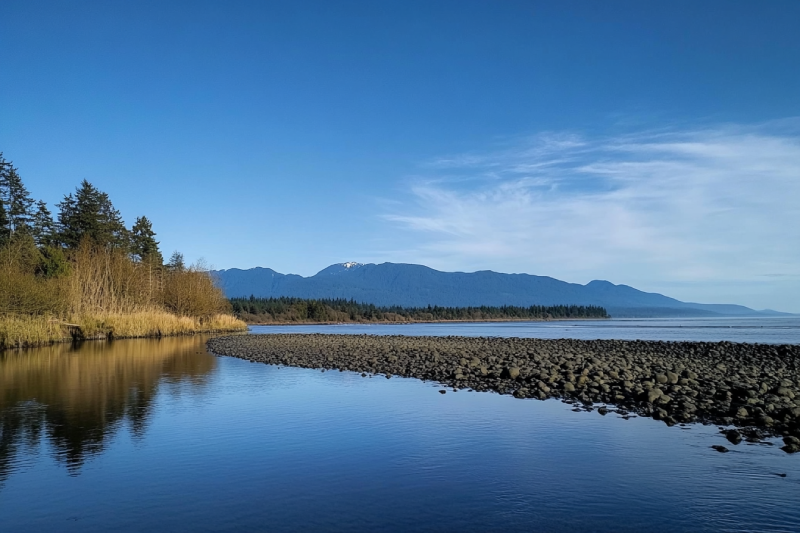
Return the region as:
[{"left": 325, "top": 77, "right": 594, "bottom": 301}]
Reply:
[{"left": 207, "top": 334, "right": 800, "bottom": 453}]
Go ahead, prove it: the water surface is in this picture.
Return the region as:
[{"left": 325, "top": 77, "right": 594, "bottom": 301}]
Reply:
[
  {"left": 1, "top": 323, "right": 799, "bottom": 532},
  {"left": 251, "top": 316, "right": 800, "bottom": 344}
]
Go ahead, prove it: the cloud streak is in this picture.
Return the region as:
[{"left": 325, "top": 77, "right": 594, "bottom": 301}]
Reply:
[{"left": 384, "top": 122, "right": 800, "bottom": 311}]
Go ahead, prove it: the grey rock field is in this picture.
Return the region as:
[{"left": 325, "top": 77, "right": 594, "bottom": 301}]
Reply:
[{"left": 208, "top": 334, "right": 800, "bottom": 451}]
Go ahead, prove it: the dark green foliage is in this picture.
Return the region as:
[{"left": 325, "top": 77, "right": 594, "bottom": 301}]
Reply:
[
  {"left": 57, "top": 180, "right": 129, "bottom": 249},
  {"left": 0, "top": 153, "right": 35, "bottom": 234},
  {"left": 36, "top": 245, "right": 71, "bottom": 279},
  {"left": 0, "top": 152, "right": 168, "bottom": 284},
  {"left": 0, "top": 199, "right": 10, "bottom": 247},
  {"left": 130, "top": 216, "right": 163, "bottom": 264},
  {"left": 31, "top": 200, "right": 56, "bottom": 247},
  {"left": 230, "top": 296, "right": 609, "bottom": 322},
  {"left": 166, "top": 251, "right": 185, "bottom": 272}
]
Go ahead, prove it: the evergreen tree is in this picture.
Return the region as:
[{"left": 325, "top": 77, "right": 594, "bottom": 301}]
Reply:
[
  {"left": 0, "top": 155, "right": 35, "bottom": 233},
  {"left": 130, "top": 215, "right": 163, "bottom": 264},
  {"left": 166, "top": 251, "right": 185, "bottom": 272},
  {"left": 31, "top": 200, "right": 56, "bottom": 247},
  {"left": 57, "top": 180, "right": 129, "bottom": 248},
  {"left": 0, "top": 198, "right": 10, "bottom": 247}
]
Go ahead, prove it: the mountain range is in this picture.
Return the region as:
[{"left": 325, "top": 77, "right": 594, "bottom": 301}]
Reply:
[{"left": 213, "top": 262, "right": 791, "bottom": 318}]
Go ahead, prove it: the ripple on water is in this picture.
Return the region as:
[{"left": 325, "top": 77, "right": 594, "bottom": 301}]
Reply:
[{"left": 0, "top": 338, "right": 798, "bottom": 532}]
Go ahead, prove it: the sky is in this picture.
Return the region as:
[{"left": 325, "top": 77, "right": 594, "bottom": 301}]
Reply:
[{"left": 1, "top": 1, "right": 799, "bottom": 312}]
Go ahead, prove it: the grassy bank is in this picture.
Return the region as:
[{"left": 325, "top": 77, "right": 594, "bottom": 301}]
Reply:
[
  {"left": 0, "top": 153, "right": 246, "bottom": 351},
  {"left": 0, "top": 312, "right": 246, "bottom": 350}
]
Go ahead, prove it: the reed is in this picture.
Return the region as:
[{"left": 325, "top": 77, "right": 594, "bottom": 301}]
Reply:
[
  {"left": 0, "top": 315, "right": 65, "bottom": 349},
  {"left": 73, "top": 311, "right": 247, "bottom": 339},
  {"left": 0, "top": 240, "right": 247, "bottom": 350},
  {"left": 0, "top": 311, "right": 247, "bottom": 350}
]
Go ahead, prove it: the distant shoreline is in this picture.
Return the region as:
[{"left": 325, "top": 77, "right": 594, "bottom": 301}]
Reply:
[{"left": 244, "top": 317, "right": 609, "bottom": 326}]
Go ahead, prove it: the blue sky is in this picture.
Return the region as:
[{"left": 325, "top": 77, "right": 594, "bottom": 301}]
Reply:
[{"left": 1, "top": 1, "right": 799, "bottom": 311}]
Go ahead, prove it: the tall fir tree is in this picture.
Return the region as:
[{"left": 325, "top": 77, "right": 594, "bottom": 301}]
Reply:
[
  {"left": 0, "top": 198, "right": 10, "bottom": 247},
  {"left": 0, "top": 154, "right": 35, "bottom": 234},
  {"left": 166, "top": 251, "right": 185, "bottom": 272},
  {"left": 130, "top": 215, "right": 163, "bottom": 264},
  {"left": 31, "top": 200, "right": 56, "bottom": 247},
  {"left": 57, "top": 180, "right": 129, "bottom": 248}
]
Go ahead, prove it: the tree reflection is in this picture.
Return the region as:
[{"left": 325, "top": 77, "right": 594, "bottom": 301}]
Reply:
[{"left": 0, "top": 336, "right": 216, "bottom": 483}]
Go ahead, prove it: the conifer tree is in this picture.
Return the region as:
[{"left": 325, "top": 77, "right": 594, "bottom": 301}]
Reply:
[
  {"left": 0, "top": 198, "right": 10, "bottom": 247},
  {"left": 0, "top": 154, "right": 35, "bottom": 233},
  {"left": 57, "top": 180, "right": 129, "bottom": 248},
  {"left": 166, "top": 251, "right": 185, "bottom": 272},
  {"left": 31, "top": 200, "right": 56, "bottom": 247},
  {"left": 130, "top": 215, "right": 163, "bottom": 264}
]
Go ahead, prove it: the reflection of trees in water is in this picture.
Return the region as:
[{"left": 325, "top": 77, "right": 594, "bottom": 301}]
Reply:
[{"left": 0, "top": 336, "right": 216, "bottom": 483}]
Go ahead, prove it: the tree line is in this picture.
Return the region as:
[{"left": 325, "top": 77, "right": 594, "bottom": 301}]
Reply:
[
  {"left": 231, "top": 296, "right": 609, "bottom": 323},
  {"left": 0, "top": 152, "right": 237, "bottom": 344}
]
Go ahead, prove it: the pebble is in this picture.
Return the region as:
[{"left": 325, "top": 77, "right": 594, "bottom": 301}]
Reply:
[{"left": 208, "top": 334, "right": 800, "bottom": 449}]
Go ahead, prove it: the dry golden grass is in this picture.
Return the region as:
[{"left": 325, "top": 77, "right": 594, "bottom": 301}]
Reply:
[
  {"left": 0, "top": 311, "right": 247, "bottom": 350},
  {"left": 0, "top": 239, "right": 246, "bottom": 350},
  {"left": 74, "top": 311, "right": 247, "bottom": 339},
  {"left": 0, "top": 315, "right": 66, "bottom": 349}
]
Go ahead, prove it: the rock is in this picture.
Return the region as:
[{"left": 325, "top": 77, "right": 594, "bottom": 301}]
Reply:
[
  {"left": 711, "top": 445, "right": 730, "bottom": 453},
  {"left": 647, "top": 389, "right": 663, "bottom": 403},
  {"left": 206, "top": 333, "right": 800, "bottom": 441},
  {"left": 439, "top": 389, "right": 446, "bottom": 394},
  {"left": 783, "top": 436, "right": 800, "bottom": 446},
  {"left": 781, "top": 444, "right": 800, "bottom": 454},
  {"left": 724, "top": 429, "right": 742, "bottom": 445}
]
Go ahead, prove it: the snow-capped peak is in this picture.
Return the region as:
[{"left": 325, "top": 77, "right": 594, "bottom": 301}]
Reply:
[{"left": 315, "top": 262, "right": 365, "bottom": 276}]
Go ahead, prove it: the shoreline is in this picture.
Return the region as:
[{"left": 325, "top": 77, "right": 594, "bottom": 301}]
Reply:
[
  {"left": 0, "top": 312, "right": 247, "bottom": 352},
  {"left": 244, "top": 317, "right": 608, "bottom": 326},
  {"left": 0, "top": 329, "right": 247, "bottom": 352},
  {"left": 208, "top": 333, "right": 800, "bottom": 452}
]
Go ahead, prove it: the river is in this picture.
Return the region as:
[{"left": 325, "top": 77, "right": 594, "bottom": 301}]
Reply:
[{"left": 0, "top": 318, "right": 798, "bottom": 532}]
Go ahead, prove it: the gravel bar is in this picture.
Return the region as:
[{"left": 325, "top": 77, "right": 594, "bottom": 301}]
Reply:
[{"left": 208, "top": 334, "right": 800, "bottom": 452}]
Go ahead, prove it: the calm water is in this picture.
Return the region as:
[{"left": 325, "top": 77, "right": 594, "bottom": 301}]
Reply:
[
  {"left": 251, "top": 316, "right": 800, "bottom": 344},
  {"left": 1, "top": 319, "right": 799, "bottom": 532}
]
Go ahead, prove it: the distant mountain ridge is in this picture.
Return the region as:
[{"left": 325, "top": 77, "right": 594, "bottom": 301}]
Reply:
[{"left": 213, "top": 262, "right": 791, "bottom": 318}]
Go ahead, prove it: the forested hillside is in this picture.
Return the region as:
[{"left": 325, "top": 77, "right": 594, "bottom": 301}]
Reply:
[
  {"left": 231, "top": 296, "right": 609, "bottom": 323},
  {"left": 216, "top": 263, "right": 780, "bottom": 317}
]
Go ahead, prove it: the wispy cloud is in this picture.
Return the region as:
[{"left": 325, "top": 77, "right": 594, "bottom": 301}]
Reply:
[{"left": 383, "top": 121, "right": 800, "bottom": 311}]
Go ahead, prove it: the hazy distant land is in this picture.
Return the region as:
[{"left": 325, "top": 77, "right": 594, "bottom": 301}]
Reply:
[{"left": 216, "top": 262, "right": 793, "bottom": 319}]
